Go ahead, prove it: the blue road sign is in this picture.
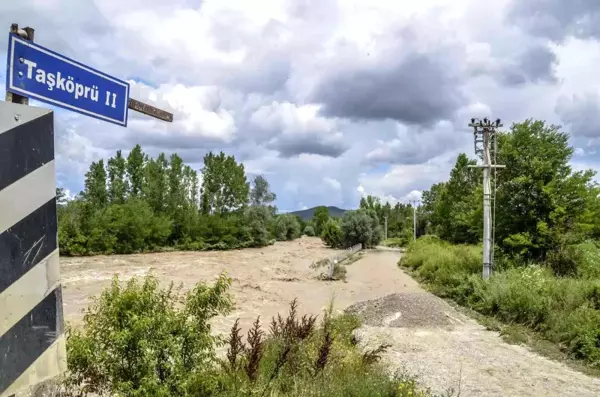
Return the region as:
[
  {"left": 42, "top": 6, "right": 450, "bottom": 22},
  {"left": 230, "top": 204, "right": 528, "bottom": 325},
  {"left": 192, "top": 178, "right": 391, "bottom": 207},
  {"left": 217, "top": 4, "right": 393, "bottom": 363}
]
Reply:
[{"left": 6, "top": 33, "right": 130, "bottom": 126}]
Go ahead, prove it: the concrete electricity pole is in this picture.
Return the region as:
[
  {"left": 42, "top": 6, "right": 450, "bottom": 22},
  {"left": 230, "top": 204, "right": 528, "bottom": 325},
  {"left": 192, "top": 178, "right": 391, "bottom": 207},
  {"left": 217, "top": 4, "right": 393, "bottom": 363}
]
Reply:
[
  {"left": 409, "top": 200, "right": 420, "bottom": 241},
  {"left": 468, "top": 118, "right": 505, "bottom": 280},
  {"left": 384, "top": 215, "right": 388, "bottom": 240}
]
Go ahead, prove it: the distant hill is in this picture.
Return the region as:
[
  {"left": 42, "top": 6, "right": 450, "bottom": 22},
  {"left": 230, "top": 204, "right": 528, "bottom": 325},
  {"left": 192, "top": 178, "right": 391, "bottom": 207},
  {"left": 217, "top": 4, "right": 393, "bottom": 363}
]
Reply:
[{"left": 288, "top": 206, "right": 347, "bottom": 221}]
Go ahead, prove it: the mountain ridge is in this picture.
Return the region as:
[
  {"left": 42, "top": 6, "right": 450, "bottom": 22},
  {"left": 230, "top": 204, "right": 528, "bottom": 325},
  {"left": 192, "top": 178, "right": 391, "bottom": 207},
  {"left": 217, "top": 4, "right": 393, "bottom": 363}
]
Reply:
[{"left": 288, "top": 206, "right": 347, "bottom": 220}]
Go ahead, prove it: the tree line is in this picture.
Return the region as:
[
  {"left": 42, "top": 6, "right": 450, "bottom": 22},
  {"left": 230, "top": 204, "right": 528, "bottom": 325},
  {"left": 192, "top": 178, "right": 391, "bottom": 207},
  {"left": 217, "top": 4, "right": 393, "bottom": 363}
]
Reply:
[
  {"left": 417, "top": 119, "right": 600, "bottom": 274},
  {"left": 397, "top": 120, "right": 600, "bottom": 366},
  {"left": 306, "top": 119, "right": 600, "bottom": 272},
  {"left": 57, "top": 145, "right": 304, "bottom": 255}
]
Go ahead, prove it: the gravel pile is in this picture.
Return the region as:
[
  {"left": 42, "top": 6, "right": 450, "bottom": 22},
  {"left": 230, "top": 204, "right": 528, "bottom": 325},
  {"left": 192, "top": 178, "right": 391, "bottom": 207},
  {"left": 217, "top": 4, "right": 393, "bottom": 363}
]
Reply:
[{"left": 345, "top": 292, "right": 459, "bottom": 328}]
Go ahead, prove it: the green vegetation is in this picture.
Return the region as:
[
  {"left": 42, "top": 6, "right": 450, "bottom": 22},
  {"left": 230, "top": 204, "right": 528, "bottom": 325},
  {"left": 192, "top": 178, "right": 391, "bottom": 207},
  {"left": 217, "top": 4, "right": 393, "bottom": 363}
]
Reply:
[
  {"left": 275, "top": 214, "right": 302, "bottom": 241},
  {"left": 314, "top": 208, "right": 383, "bottom": 249},
  {"left": 304, "top": 225, "right": 316, "bottom": 237},
  {"left": 381, "top": 238, "right": 405, "bottom": 248},
  {"left": 57, "top": 146, "right": 301, "bottom": 256},
  {"left": 63, "top": 274, "right": 436, "bottom": 397},
  {"left": 400, "top": 120, "right": 600, "bottom": 368}
]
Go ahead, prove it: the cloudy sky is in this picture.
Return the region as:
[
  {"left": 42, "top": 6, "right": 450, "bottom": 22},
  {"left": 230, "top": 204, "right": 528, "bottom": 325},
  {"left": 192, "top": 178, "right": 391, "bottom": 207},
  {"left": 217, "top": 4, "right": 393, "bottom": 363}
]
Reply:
[{"left": 2, "top": 0, "right": 600, "bottom": 211}]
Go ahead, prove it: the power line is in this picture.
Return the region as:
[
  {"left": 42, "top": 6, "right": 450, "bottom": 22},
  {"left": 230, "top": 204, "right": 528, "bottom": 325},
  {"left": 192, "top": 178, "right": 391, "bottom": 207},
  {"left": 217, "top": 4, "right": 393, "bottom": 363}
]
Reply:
[{"left": 468, "top": 117, "right": 505, "bottom": 280}]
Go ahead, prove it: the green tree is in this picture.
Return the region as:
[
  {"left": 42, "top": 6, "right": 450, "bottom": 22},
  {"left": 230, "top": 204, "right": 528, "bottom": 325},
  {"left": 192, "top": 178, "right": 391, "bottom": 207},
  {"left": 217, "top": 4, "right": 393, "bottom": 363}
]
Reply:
[
  {"left": 495, "top": 120, "right": 597, "bottom": 260},
  {"left": 58, "top": 145, "right": 280, "bottom": 256},
  {"left": 82, "top": 159, "right": 108, "bottom": 208},
  {"left": 312, "top": 206, "right": 330, "bottom": 236},
  {"left": 143, "top": 153, "right": 168, "bottom": 214},
  {"left": 303, "top": 225, "right": 315, "bottom": 236},
  {"left": 340, "top": 209, "right": 383, "bottom": 248},
  {"left": 243, "top": 206, "right": 273, "bottom": 247},
  {"left": 200, "top": 152, "right": 249, "bottom": 215},
  {"left": 56, "top": 187, "right": 68, "bottom": 206},
  {"left": 250, "top": 175, "right": 276, "bottom": 207},
  {"left": 99, "top": 199, "right": 172, "bottom": 254},
  {"left": 274, "top": 214, "right": 301, "bottom": 241},
  {"left": 321, "top": 218, "right": 343, "bottom": 248},
  {"left": 359, "top": 195, "right": 383, "bottom": 220},
  {"left": 126, "top": 144, "right": 145, "bottom": 197},
  {"left": 107, "top": 150, "right": 128, "bottom": 204},
  {"left": 434, "top": 154, "right": 480, "bottom": 244}
]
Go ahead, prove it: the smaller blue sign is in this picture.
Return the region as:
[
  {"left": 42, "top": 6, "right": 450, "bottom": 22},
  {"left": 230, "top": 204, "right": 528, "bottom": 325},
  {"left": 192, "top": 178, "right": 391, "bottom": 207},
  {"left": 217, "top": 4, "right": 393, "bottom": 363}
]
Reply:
[{"left": 6, "top": 34, "right": 130, "bottom": 126}]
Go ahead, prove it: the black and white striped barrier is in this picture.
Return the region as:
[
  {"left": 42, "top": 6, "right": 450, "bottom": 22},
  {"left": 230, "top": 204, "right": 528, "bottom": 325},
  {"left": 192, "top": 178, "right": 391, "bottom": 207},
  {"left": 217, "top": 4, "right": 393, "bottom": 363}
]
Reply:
[{"left": 0, "top": 101, "right": 66, "bottom": 396}]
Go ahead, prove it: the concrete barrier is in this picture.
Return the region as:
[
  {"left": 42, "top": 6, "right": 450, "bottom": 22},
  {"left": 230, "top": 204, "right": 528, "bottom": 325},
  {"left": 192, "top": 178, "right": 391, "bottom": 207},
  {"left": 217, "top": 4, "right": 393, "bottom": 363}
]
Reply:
[
  {"left": 0, "top": 102, "right": 66, "bottom": 397},
  {"left": 327, "top": 243, "right": 363, "bottom": 279}
]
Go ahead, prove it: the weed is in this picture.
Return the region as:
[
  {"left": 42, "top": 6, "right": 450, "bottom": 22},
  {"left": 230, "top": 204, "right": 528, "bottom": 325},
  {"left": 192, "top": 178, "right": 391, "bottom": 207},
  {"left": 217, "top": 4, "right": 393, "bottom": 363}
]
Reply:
[
  {"left": 226, "top": 318, "right": 244, "bottom": 371},
  {"left": 245, "top": 317, "right": 265, "bottom": 383},
  {"left": 314, "top": 331, "right": 333, "bottom": 373},
  {"left": 362, "top": 343, "right": 392, "bottom": 365}
]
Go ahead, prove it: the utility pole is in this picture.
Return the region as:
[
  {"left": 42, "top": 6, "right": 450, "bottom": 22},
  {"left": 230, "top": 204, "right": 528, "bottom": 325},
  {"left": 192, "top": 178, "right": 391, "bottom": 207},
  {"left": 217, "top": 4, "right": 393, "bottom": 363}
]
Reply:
[
  {"left": 468, "top": 118, "right": 505, "bottom": 280},
  {"left": 409, "top": 200, "right": 420, "bottom": 241},
  {"left": 384, "top": 215, "right": 388, "bottom": 240}
]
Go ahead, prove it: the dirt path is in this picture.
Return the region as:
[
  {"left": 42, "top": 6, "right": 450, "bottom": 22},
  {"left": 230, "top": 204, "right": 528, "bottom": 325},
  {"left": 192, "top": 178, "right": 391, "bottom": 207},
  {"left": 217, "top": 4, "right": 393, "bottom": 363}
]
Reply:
[
  {"left": 60, "top": 240, "right": 600, "bottom": 396},
  {"left": 346, "top": 251, "right": 600, "bottom": 397}
]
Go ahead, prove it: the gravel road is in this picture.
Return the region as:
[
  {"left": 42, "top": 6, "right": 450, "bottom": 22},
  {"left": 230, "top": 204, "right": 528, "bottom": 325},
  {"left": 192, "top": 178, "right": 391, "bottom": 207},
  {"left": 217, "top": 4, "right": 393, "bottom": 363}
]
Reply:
[{"left": 347, "top": 251, "right": 600, "bottom": 397}]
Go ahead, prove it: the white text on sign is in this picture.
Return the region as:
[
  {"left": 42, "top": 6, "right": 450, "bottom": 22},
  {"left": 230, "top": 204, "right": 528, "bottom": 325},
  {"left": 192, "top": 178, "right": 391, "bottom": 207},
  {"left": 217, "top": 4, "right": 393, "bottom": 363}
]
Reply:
[{"left": 22, "top": 59, "right": 120, "bottom": 108}]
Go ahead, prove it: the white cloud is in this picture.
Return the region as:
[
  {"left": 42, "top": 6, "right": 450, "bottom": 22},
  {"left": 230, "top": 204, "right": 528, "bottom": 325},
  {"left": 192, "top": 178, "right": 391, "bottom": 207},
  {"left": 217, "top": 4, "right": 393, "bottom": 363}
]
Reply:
[
  {"left": 3, "top": 0, "right": 600, "bottom": 210},
  {"left": 323, "top": 177, "right": 342, "bottom": 190}
]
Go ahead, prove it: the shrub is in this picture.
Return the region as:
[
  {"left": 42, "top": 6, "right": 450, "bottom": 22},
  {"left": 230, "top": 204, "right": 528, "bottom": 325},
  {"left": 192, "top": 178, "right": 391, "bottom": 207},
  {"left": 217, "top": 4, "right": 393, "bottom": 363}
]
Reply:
[
  {"left": 574, "top": 241, "right": 600, "bottom": 279},
  {"left": 275, "top": 214, "right": 302, "bottom": 241},
  {"left": 304, "top": 225, "right": 316, "bottom": 237},
  {"left": 382, "top": 237, "right": 407, "bottom": 248},
  {"left": 399, "top": 236, "right": 480, "bottom": 297},
  {"left": 545, "top": 244, "right": 583, "bottom": 277},
  {"left": 321, "top": 219, "right": 343, "bottom": 248},
  {"left": 340, "top": 210, "right": 383, "bottom": 249},
  {"left": 65, "top": 273, "right": 233, "bottom": 396},
  {"left": 244, "top": 205, "right": 273, "bottom": 247}
]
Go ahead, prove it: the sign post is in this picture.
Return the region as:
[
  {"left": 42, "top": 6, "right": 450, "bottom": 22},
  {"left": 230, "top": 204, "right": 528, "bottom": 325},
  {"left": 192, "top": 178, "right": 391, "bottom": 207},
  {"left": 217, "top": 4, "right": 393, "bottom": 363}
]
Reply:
[
  {"left": 1, "top": 23, "right": 174, "bottom": 397},
  {"left": 7, "top": 32, "right": 131, "bottom": 126},
  {"left": 5, "top": 25, "right": 174, "bottom": 125}
]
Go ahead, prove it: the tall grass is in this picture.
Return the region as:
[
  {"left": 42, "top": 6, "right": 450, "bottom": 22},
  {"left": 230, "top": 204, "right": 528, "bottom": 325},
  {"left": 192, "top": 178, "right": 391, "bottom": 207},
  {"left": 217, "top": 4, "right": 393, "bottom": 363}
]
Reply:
[{"left": 400, "top": 237, "right": 600, "bottom": 367}]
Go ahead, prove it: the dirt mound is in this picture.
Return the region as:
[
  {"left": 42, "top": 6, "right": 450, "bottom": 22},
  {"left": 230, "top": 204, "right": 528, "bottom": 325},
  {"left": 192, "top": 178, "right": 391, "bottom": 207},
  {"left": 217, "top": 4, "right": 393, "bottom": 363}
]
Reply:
[{"left": 345, "top": 292, "right": 460, "bottom": 328}]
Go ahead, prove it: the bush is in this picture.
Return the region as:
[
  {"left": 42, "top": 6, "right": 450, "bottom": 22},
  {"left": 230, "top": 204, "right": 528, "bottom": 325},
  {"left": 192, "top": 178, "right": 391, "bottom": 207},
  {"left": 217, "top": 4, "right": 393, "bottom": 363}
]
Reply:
[
  {"left": 321, "top": 219, "right": 343, "bottom": 248},
  {"left": 65, "top": 273, "right": 233, "bottom": 396},
  {"left": 339, "top": 209, "right": 383, "bottom": 249},
  {"left": 381, "top": 237, "right": 407, "bottom": 248},
  {"left": 304, "top": 225, "right": 316, "bottom": 237},
  {"left": 400, "top": 236, "right": 480, "bottom": 297},
  {"left": 64, "top": 277, "right": 432, "bottom": 397},
  {"left": 275, "top": 214, "right": 302, "bottom": 241},
  {"left": 244, "top": 205, "right": 273, "bottom": 247},
  {"left": 545, "top": 244, "right": 583, "bottom": 277},
  {"left": 574, "top": 241, "right": 600, "bottom": 279}
]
